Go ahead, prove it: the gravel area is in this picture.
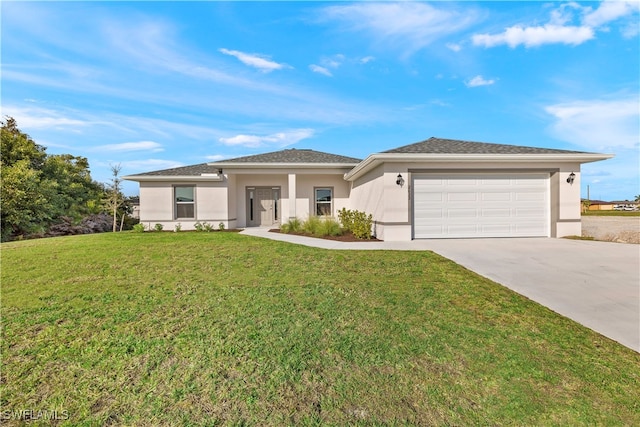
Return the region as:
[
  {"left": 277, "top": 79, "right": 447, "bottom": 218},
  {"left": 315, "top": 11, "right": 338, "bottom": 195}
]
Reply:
[{"left": 581, "top": 216, "right": 640, "bottom": 244}]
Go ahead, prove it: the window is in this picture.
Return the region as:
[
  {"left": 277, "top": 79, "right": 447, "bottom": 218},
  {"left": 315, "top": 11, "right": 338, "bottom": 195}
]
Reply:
[
  {"left": 175, "top": 186, "right": 195, "bottom": 218},
  {"left": 315, "top": 188, "right": 333, "bottom": 216}
]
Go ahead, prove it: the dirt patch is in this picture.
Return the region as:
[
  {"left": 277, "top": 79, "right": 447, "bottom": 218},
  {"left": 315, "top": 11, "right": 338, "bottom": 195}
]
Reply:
[
  {"left": 581, "top": 216, "right": 640, "bottom": 244},
  {"left": 269, "top": 229, "right": 380, "bottom": 242}
]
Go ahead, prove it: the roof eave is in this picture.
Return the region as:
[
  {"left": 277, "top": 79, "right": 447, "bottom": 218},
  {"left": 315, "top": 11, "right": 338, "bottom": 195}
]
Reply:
[
  {"left": 208, "top": 162, "right": 360, "bottom": 169},
  {"left": 344, "top": 153, "right": 614, "bottom": 181},
  {"left": 123, "top": 174, "right": 224, "bottom": 182}
]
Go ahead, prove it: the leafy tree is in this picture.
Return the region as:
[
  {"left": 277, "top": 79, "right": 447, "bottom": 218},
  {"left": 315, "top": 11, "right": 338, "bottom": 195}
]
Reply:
[
  {"left": 1, "top": 116, "right": 47, "bottom": 169},
  {"left": 42, "top": 154, "right": 103, "bottom": 219},
  {"left": 1, "top": 159, "right": 57, "bottom": 240},
  {"left": 104, "top": 164, "right": 124, "bottom": 232},
  {"left": 1, "top": 117, "right": 108, "bottom": 241}
]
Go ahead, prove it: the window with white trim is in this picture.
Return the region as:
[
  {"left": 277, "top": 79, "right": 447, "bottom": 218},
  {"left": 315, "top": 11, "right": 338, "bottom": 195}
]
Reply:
[
  {"left": 315, "top": 188, "right": 333, "bottom": 216},
  {"left": 175, "top": 186, "right": 195, "bottom": 219}
]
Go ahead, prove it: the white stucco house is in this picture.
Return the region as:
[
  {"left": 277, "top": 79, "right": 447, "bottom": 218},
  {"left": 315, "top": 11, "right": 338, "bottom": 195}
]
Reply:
[{"left": 124, "top": 137, "right": 612, "bottom": 241}]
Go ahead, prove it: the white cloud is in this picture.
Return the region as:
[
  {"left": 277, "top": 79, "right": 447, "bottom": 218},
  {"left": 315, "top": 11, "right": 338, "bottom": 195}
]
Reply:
[
  {"left": 309, "top": 64, "right": 333, "bottom": 77},
  {"left": 582, "top": 0, "right": 639, "bottom": 28},
  {"left": 320, "top": 2, "right": 482, "bottom": 56},
  {"left": 94, "top": 141, "right": 164, "bottom": 153},
  {"left": 473, "top": 25, "right": 594, "bottom": 48},
  {"left": 473, "top": 0, "right": 639, "bottom": 49},
  {"left": 359, "top": 56, "right": 375, "bottom": 64},
  {"left": 545, "top": 96, "right": 639, "bottom": 150},
  {"left": 219, "top": 48, "right": 289, "bottom": 73},
  {"left": 446, "top": 43, "right": 462, "bottom": 52},
  {"left": 465, "top": 75, "right": 495, "bottom": 87},
  {"left": 219, "top": 129, "right": 315, "bottom": 148},
  {"left": 321, "top": 54, "right": 345, "bottom": 69}
]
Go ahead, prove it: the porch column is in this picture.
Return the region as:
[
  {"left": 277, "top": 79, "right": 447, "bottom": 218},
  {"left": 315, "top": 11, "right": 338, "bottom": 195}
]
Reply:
[{"left": 288, "top": 173, "right": 297, "bottom": 219}]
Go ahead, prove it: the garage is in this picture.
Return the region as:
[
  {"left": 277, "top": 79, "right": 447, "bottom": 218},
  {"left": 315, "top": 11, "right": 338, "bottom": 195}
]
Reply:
[{"left": 413, "top": 173, "right": 550, "bottom": 239}]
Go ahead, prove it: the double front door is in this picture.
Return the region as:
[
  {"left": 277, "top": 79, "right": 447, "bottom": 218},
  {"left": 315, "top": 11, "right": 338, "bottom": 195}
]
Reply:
[{"left": 247, "top": 187, "right": 280, "bottom": 227}]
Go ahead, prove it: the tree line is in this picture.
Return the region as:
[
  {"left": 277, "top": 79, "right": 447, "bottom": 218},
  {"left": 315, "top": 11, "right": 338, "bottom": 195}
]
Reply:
[{"left": 1, "top": 117, "right": 136, "bottom": 242}]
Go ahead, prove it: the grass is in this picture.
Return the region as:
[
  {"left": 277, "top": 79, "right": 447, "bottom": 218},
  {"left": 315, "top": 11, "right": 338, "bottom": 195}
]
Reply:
[
  {"left": 2, "top": 232, "right": 639, "bottom": 425},
  {"left": 582, "top": 210, "right": 640, "bottom": 216}
]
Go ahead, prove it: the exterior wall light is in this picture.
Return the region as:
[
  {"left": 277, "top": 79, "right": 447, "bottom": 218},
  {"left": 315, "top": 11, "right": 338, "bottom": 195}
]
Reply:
[
  {"left": 396, "top": 173, "right": 405, "bottom": 187},
  {"left": 566, "top": 172, "right": 576, "bottom": 184}
]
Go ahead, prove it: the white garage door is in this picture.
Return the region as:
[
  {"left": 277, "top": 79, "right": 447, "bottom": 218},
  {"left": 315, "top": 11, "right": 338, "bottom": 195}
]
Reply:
[{"left": 413, "top": 173, "right": 549, "bottom": 239}]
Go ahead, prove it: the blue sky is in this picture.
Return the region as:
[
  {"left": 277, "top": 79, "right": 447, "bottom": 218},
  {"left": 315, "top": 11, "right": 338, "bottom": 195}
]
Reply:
[{"left": 2, "top": 1, "right": 638, "bottom": 200}]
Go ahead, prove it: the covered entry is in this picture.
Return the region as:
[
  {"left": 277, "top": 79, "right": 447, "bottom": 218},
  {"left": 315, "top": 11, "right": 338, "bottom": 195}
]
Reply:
[
  {"left": 247, "top": 187, "right": 280, "bottom": 227},
  {"left": 412, "top": 173, "right": 549, "bottom": 238}
]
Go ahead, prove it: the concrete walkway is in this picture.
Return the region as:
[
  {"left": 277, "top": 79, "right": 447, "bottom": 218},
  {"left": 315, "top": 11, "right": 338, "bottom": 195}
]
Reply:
[{"left": 240, "top": 228, "right": 640, "bottom": 352}]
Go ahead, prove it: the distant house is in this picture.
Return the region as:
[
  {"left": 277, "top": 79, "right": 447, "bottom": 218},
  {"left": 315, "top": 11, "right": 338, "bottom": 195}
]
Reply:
[
  {"left": 584, "top": 200, "right": 639, "bottom": 211},
  {"left": 585, "top": 200, "right": 615, "bottom": 211},
  {"left": 124, "top": 137, "right": 612, "bottom": 240}
]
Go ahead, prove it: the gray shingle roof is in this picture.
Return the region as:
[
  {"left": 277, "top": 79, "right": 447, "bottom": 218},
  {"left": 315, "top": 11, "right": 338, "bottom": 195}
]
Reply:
[
  {"left": 214, "top": 148, "right": 361, "bottom": 164},
  {"left": 383, "top": 137, "right": 591, "bottom": 155},
  {"left": 126, "top": 163, "right": 220, "bottom": 177},
  {"left": 126, "top": 149, "right": 361, "bottom": 177}
]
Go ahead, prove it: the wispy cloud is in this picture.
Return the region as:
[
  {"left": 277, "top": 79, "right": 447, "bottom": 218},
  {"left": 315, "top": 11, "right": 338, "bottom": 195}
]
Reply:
[
  {"left": 359, "top": 56, "right": 375, "bottom": 64},
  {"left": 545, "top": 96, "right": 639, "bottom": 150},
  {"left": 219, "top": 48, "right": 289, "bottom": 73},
  {"left": 319, "top": 2, "right": 482, "bottom": 56},
  {"left": 473, "top": 1, "right": 638, "bottom": 48},
  {"left": 473, "top": 25, "right": 594, "bottom": 48},
  {"left": 582, "top": 0, "right": 640, "bottom": 28},
  {"left": 446, "top": 43, "right": 462, "bottom": 52},
  {"left": 309, "top": 64, "right": 332, "bottom": 77},
  {"left": 94, "top": 141, "right": 164, "bottom": 153},
  {"left": 465, "top": 75, "right": 496, "bottom": 87},
  {"left": 219, "top": 129, "right": 315, "bottom": 148}
]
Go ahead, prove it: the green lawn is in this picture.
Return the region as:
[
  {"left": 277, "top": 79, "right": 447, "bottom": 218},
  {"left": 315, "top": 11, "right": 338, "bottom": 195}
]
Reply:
[
  {"left": 582, "top": 210, "right": 640, "bottom": 216},
  {"left": 2, "top": 232, "right": 639, "bottom": 425}
]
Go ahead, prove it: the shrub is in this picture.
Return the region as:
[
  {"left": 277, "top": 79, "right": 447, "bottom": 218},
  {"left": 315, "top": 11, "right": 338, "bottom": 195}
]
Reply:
[
  {"left": 154, "top": 223, "right": 164, "bottom": 232},
  {"left": 318, "top": 217, "right": 343, "bottom": 236},
  {"left": 302, "top": 216, "right": 322, "bottom": 235},
  {"left": 203, "top": 222, "right": 214, "bottom": 232},
  {"left": 281, "top": 217, "right": 302, "bottom": 234},
  {"left": 218, "top": 222, "right": 225, "bottom": 231},
  {"left": 132, "top": 223, "right": 145, "bottom": 233},
  {"left": 174, "top": 223, "right": 182, "bottom": 232},
  {"left": 194, "top": 222, "right": 204, "bottom": 232},
  {"left": 339, "top": 208, "right": 373, "bottom": 239}
]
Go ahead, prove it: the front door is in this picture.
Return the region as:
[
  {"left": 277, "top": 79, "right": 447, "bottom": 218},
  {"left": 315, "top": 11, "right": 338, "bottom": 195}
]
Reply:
[{"left": 247, "top": 187, "right": 280, "bottom": 227}]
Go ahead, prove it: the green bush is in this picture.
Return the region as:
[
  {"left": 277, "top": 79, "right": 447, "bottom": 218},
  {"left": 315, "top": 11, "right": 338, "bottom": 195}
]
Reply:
[
  {"left": 203, "top": 222, "right": 214, "bottom": 232},
  {"left": 302, "top": 216, "right": 322, "bottom": 235},
  {"left": 339, "top": 208, "right": 373, "bottom": 239},
  {"left": 218, "top": 222, "right": 225, "bottom": 231},
  {"left": 174, "top": 223, "right": 182, "bottom": 233},
  {"left": 318, "top": 217, "right": 343, "bottom": 236},
  {"left": 154, "top": 223, "right": 164, "bottom": 232},
  {"left": 280, "top": 217, "right": 303, "bottom": 234},
  {"left": 194, "top": 222, "right": 204, "bottom": 232},
  {"left": 132, "top": 223, "right": 145, "bottom": 233}
]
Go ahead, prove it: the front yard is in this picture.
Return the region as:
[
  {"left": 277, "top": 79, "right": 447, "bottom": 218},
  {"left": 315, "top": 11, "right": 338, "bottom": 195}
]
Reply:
[{"left": 1, "top": 232, "right": 639, "bottom": 425}]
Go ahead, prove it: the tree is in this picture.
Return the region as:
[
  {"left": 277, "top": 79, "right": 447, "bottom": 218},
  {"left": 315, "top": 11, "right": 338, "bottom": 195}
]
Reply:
[
  {"left": 635, "top": 195, "right": 640, "bottom": 203},
  {"left": 104, "top": 164, "right": 124, "bottom": 232},
  {"left": 1, "top": 159, "right": 57, "bottom": 240},
  {"left": 41, "top": 154, "right": 103, "bottom": 220},
  {"left": 1, "top": 117, "right": 108, "bottom": 241}
]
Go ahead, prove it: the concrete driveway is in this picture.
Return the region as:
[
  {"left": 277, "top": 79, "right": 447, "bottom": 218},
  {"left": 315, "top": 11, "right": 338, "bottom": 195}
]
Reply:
[
  {"left": 415, "top": 238, "right": 640, "bottom": 352},
  {"left": 242, "top": 228, "right": 640, "bottom": 352}
]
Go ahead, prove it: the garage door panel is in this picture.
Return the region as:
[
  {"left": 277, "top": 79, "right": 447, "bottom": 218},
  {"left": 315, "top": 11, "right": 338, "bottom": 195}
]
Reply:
[
  {"left": 482, "top": 192, "right": 511, "bottom": 201},
  {"left": 448, "top": 192, "right": 478, "bottom": 202},
  {"left": 448, "top": 209, "right": 478, "bottom": 218},
  {"left": 481, "top": 208, "right": 511, "bottom": 217},
  {"left": 413, "top": 173, "right": 549, "bottom": 239}
]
